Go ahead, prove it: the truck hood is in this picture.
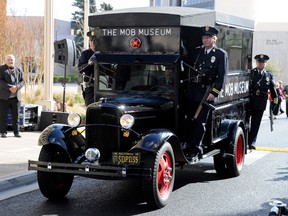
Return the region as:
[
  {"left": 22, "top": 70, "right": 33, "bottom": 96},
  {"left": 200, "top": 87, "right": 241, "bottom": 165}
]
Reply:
[{"left": 101, "top": 94, "right": 174, "bottom": 112}]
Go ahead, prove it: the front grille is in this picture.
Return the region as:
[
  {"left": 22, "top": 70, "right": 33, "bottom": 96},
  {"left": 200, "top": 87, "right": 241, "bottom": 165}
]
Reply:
[{"left": 86, "top": 107, "right": 120, "bottom": 162}]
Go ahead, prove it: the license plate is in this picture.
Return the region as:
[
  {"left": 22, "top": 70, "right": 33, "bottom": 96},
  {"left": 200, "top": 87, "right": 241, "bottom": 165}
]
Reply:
[{"left": 112, "top": 152, "right": 141, "bottom": 165}]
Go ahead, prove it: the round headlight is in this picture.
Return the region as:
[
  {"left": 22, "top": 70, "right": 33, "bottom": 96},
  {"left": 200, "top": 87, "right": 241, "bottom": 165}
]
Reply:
[
  {"left": 85, "top": 148, "right": 101, "bottom": 162},
  {"left": 120, "top": 114, "right": 134, "bottom": 129},
  {"left": 67, "top": 113, "right": 81, "bottom": 127}
]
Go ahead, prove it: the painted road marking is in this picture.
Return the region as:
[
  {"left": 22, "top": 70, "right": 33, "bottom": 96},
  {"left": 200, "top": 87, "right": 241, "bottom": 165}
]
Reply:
[
  {"left": 256, "top": 147, "right": 288, "bottom": 153},
  {"left": 245, "top": 147, "right": 288, "bottom": 166}
]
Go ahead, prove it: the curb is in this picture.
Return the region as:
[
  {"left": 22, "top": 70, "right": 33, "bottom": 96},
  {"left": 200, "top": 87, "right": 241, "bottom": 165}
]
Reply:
[{"left": 0, "top": 172, "right": 37, "bottom": 193}]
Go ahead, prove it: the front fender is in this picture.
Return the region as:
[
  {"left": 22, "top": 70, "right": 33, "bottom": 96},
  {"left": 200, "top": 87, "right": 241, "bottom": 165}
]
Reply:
[
  {"left": 38, "top": 124, "right": 74, "bottom": 151},
  {"left": 132, "top": 129, "right": 183, "bottom": 160}
]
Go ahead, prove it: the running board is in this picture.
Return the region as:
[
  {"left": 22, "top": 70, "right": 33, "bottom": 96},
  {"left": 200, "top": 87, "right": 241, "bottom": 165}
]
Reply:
[
  {"left": 202, "top": 149, "right": 221, "bottom": 159},
  {"left": 187, "top": 149, "right": 221, "bottom": 164}
]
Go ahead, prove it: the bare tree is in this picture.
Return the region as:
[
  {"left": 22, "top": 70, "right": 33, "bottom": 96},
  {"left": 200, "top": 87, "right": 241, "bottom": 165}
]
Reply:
[
  {"left": 0, "top": 0, "right": 7, "bottom": 63},
  {"left": 6, "top": 15, "right": 45, "bottom": 102}
]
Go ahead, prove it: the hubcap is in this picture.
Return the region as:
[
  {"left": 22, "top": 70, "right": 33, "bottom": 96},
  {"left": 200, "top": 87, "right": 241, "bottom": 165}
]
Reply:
[
  {"left": 157, "top": 152, "right": 173, "bottom": 197},
  {"left": 236, "top": 135, "right": 243, "bottom": 168}
]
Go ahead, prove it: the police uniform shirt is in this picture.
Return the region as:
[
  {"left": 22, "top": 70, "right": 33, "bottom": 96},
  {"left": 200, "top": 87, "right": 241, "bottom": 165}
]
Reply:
[
  {"left": 249, "top": 68, "right": 277, "bottom": 110},
  {"left": 78, "top": 48, "right": 94, "bottom": 82},
  {"left": 193, "top": 46, "right": 228, "bottom": 99}
]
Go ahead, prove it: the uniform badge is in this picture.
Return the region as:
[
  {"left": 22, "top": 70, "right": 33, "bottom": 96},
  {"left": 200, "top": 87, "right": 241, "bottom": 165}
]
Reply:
[
  {"left": 211, "top": 56, "right": 216, "bottom": 63},
  {"left": 266, "top": 76, "right": 270, "bottom": 85}
]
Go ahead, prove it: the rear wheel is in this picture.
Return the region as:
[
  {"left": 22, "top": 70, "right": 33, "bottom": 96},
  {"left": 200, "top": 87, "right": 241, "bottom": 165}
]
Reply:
[
  {"left": 213, "top": 126, "right": 245, "bottom": 177},
  {"left": 213, "top": 153, "right": 227, "bottom": 176},
  {"left": 226, "top": 127, "right": 245, "bottom": 177},
  {"left": 143, "top": 142, "right": 175, "bottom": 209},
  {"left": 37, "top": 145, "right": 74, "bottom": 199}
]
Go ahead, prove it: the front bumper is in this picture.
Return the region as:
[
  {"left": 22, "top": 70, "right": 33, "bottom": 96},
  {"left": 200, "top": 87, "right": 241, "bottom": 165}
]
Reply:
[{"left": 28, "top": 160, "right": 151, "bottom": 179}]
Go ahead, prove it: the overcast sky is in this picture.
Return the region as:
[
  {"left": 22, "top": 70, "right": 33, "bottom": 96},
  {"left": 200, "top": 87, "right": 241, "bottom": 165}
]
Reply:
[
  {"left": 255, "top": 0, "right": 288, "bottom": 22},
  {"left": 6, "top": 0, "right": 288, "bottom": 22}
]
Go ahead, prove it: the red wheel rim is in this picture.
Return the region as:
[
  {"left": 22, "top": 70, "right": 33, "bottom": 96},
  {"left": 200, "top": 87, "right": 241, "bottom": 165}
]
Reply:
[
  {"left": 157, "top": 151, "right": 173, "bottom": 197},
  {"left": 236, "top": 135, "right": 243, "bottom": 168}
]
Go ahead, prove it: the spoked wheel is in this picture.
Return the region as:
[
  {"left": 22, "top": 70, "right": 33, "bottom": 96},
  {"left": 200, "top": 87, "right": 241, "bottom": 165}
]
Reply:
[
  {"left": 226, "top": 126, "right": 245, "bottom": 177},
  {"left": 37, "top": 145, "right": 74, "bottom": 199},
  {"left": 143, "top": 142, "right": 175, "bottom": 209}
]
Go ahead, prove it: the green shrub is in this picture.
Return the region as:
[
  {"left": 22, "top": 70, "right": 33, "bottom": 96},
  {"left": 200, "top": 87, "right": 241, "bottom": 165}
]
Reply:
[
  {"left": 53, "top": 75, "right": 61, "bottom": 83},
  {"left": 67, "top": 74, "right": 78, "bottom": 83}
]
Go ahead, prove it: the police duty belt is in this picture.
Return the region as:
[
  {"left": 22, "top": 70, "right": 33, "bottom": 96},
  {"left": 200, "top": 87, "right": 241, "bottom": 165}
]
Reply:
[{"left": 181, "top": 61, "right": 205, "bottom": 83}]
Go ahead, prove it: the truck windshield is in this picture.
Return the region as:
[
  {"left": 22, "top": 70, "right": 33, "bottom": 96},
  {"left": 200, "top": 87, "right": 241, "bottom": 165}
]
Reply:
[{"left": 97, "top": 63, "right": 175, "bottom": 93}]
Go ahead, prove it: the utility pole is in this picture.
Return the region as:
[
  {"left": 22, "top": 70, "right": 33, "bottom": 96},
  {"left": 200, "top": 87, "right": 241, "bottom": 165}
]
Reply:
[
  {"left": 41, "top": 0, "right": 54, "bottom": 111},
  {"left": 83, "top": 0, "right": 89, "bottom": 49},
  {"left": 0, "top": 0, "right": 7, "bottom": 63}
]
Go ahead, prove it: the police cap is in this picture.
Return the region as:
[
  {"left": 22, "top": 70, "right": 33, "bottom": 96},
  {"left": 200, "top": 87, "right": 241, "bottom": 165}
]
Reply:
[
  {"left": 201, "top": 26, "right": 219, "bottom": 36},
  {"left": 87, "top": 30, "right": 96, "bottom": 39},
  {"left": 254, "top": 54, "right": 269, "bottom": 63}
]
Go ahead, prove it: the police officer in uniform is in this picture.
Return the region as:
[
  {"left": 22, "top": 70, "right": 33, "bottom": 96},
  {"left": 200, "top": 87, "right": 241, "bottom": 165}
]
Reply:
[
  {"left": 185, "top": 26, "right": 228, "bottom": 159},
  {"left": 78, "top": 31, "right": 96, "bottom": 106},
  {"left": 248, "top": 54, "right": 278, "bottom": 150}
]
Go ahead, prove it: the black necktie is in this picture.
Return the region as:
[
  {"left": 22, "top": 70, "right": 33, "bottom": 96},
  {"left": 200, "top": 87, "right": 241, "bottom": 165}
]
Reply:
[{"left": 204, "top": 50, "right": 207, "bottom": 55}]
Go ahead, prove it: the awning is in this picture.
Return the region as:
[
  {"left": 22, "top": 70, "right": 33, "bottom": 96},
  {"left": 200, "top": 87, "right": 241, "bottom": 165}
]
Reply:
[{"left": 94, "top": 54, "right": 180, "bottom": 64}]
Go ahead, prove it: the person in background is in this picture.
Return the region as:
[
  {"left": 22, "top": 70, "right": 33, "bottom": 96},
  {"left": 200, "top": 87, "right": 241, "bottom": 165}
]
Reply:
[
  {"left": 278, "top": 80, "right": 285, "bottom": 115},
  {"left": 0, "top": 54, "right": 24, "bottom": 138},
  {"left": 284, "top": 84, "right": 288, "bottom": 118},
  {"left": 184, "top": 26, "right": 228, "bottom": 160},
  {"left": 271, "top": 82, "right": 285, "bottom": 118},
  {"left": 78, "top": 31, "right": 96, "bottom": 106},
  {"left": 248, "top": 54, "right": 278, "bottom": 150}
]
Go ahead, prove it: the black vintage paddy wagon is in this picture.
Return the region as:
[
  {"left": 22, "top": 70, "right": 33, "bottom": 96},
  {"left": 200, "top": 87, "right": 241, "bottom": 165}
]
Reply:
[{"left": 29, "top": 7, "right": 254, "bottom": 209}]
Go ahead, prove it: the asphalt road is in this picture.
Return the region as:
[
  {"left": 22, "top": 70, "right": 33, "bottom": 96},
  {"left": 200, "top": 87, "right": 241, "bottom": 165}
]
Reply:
[
  {"left": 0, "top": 150, "right": 287, "bottom": 216},
  {"left": 0, "top": 104, "right": 287, "bottom": 216}
]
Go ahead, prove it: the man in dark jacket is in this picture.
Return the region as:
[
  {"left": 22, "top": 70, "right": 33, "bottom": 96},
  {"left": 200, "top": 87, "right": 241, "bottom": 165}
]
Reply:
[
  {"left": 185, "top": 26, "right": 228, "bottom": 160},
  {"left": 0, "top": 54, "right": 24, "bottom": 138},
  {"left": 248, "top": 54, "right": 278, "bottom": 150},
  {"left": 78, "top": 31, "right": 96, "bottom": 106}
]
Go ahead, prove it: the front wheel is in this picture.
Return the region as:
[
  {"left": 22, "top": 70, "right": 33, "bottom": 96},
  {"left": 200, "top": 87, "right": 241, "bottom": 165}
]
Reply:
[
  {"left": 142, "top": 142, "right": 175, "bottom": 209},
  {"left": 37, "top": 145, "right": 74, "bottom": 199}
]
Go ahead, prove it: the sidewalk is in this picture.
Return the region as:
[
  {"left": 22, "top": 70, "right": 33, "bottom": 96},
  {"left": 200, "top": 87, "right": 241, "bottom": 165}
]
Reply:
[{"left": 0, "top": 131, "right": 41, "bottom": 192}]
